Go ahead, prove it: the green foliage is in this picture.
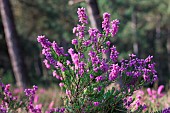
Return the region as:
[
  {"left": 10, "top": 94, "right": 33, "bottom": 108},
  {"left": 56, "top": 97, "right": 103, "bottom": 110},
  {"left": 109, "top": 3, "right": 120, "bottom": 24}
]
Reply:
[{"left": 0, "top": 70, "right": 14, "bottom": 85}]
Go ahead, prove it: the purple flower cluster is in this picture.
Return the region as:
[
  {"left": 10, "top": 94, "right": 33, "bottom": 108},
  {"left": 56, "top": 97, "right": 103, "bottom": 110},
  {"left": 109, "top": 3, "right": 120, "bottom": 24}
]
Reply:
[
  {"left": 102, "top": 13, "right": 119, "bottom": 37},
  {"left": 37, "top": 36, "right": 56, "bottom": 68},
  {"left": 88, "top": 28, "right": 101, "bottom": 44},
  {"left": 43, "top": 59, "right": 51, "bottom": 69},
  {"left": 0, "top": 81, "right": 65, "bottom": 113},
  {"left": 88, "top": 51, "right": 99, "bottom": 65},
  {"left": 73, "top": 25, "right": 85, "bottom": 39},
  {"left": 110, "top": 45, "right": 119, "bottom": 63},
  {"left": 0, "top": 105, "right": 7, "bottom": 113},
  {"left": 46, "top": 107, "right": 65, "bottom": 113},
  {"left": 52, "top": 41, "right": 66, "bottom": 56},
  {"left": 37, "top": 35, "right": 52, "bottom": 48},
  {"left": 93, "top": 102, "right": 100, "bottom": 106},
  {"left": 72, "top": 39, "right": 78, "bottom": 45},
  {"left": 100, "top": 59, "right": 109, "bottom": 72},
  {"left": 77, "top": 7, "right": 88, "bottom": 24},
  {"left": 110, "top": 19, "right": 120, "bottom": 37},
  {"left": 120, "top": 54, "right": 158, "bottom": 87},
  {"left": 53, "top": 70, "right": 63, "bottom": 80},
  {"left": 123, "top": 96, "right": 133, "bottom": 109},
  {"left": 78, "top": 61, "right": 85, "bottom": 76},
  {"left": 88, "top": 50, "right": 110, "bottom": 73},
  {"left": 0, "top": 83, "right": 17, "bottom": 113},
  {"left": 68, "top": 48, "right": 79, "bottom": 70},
  {"left": 125, "top": 85, "right": 166, "bottom": 112},
  {"left": 24, "top": 85, "right": 42, "bottom": 113},
  {"left": 124, "top": 90, "right": 147, "bottom": 111},
  {"left": 162, "top": 107, "right": 170, "bottom": 113},
  {"left": 147, "top": 85, "right": 164, "bottom": 103},
  {"left": 37, "top": 35, "right": 67, "bottom": 73},
  {"left": 109, "top": 64, "right": 120, "bottom": 81},
  {"left": 95, "top": 75, "right": 103, "bottom": 82},
  {"left": 102, "top": 13, "right": 111, "bottom": 36}
]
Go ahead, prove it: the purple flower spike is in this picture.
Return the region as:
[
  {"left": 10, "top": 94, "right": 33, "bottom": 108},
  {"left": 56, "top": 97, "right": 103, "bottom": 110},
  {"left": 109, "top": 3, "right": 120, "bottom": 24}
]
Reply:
[
  {"left": 43, "top": 59, "right": 50, "bottom": 69},
  {"left": 72, "top": 39, "right": 78, "bottom": 45},
  {"left": 95, "top": 76, "right": 103, "bottom": 82},
  {"left": 73, "top": 25, "right": 85, "bottom": 38},
  {"left": 157, "top": 85, "right": 164, "bottom": 95},
  {"left": 102, "top": 12, "right": 111, "bottom": 36},
  {"left": 37, "top": 35, "right": 51, "bottom": 48},
  {"left": 90, "top": 74, "right": 94, "bottom": 79},
  {"left": 110, "top": 19, "right": 120, "bottom": 37},
  {"left": 77, "top": 7, "right": 88, "bottom": 24},
  {"left": 106, "top": 41, "right": 111, "bottom": 46},
  {"left": 59, "top": 83, "right": 64, "bottom": 87},
  {"left": 162, "top": 107, "right": 170, "bottom": 113},
  {"left": 52, "top": 41, "right": 66, "bottom": 56},
  {"left": 110, "top": 45, "right": 119, "bottom": 63},
  {"left": 93, "top": 102, "right": 100, "bottom": 106},
  {"left": 109, "top": 64, "right": 120, "bottom": 81}
]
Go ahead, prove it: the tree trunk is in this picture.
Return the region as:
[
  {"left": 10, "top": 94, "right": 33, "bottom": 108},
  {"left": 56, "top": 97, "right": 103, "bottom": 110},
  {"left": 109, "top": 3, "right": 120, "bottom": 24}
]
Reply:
[
  {"left": 131, "top": 12, "right": 138, "bottom": 56},
  {"left": 0, "top": 0, "right": 27, "bottom": 88},
  {"left": 167, "top": 27, "right": 170, "bottom": 78},
  {"left": 155, "top": 16, "right": 163, "bottom": 83}
]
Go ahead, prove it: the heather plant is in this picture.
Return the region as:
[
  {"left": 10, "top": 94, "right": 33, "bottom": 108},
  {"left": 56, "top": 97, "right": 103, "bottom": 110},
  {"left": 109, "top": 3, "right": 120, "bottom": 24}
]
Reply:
[
  {"left": 37, "top": 7, "right": 157, "bottom": 113},
  {"left": 0, "top": 7, "right": 158, "bottom": 113}
]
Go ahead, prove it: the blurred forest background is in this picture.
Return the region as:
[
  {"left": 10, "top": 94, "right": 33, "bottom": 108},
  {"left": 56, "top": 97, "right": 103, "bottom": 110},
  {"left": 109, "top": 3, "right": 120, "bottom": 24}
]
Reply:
[{"left": 0, "top": 0, "right": 170, "bottom": 88}]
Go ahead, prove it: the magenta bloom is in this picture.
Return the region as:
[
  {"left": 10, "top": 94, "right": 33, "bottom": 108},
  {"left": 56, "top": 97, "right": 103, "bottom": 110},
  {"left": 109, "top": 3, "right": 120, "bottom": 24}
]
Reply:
[
  {"left": 66, "top": 60, "right": 71, "bottom": 65},
  {"left": 71, "top": 53, "right": 79, "bottom": 70},
  {"left": 24, "top": 85, "right": 41, "bottom": 113},
  {"left": 53, "top": 70, "right": 61, "bottom": 80},
  {"left": 106, "top": 41, "right": 111, "bottom": 46},
  {"left": 48, "top": 101, "right": 54, "bottom": 109},
  {"left": 93, "top": 102, "right": 100, "bottom": 106},
  {"left": 102, "top": 12, "right": 111, "bottom": 36},
  {"left": 66, "top": 89, "right": 71, "bottom": 97},
  {"left": 59, "top": 83, "right": 64, "bottom": 87},
  {"left": 109, "top": 64, "right": 120, "bottom": 81},
  {"left": 157, "top": 85, "right": 164, "bottom": 96},
  {"left": 162, "top": 107, "right": 170, "bottom": 113},
  {"left": 110, "top": 45, "right": 119, "bottom": 63},
  {"left": 52, "top": 41, "right": 66, "bottom": 56},
  {"left": 57, "top": 61, "right": 66, "bottom": 72},
  {"left": 4, "top": 84, "right": 10, "bottom": 91},
  {"left": 68, "top": 48, "right": 74, "bottom": 55},
  {"left": 145, "top": 55, "right": 153, "bottom": 63},
  {"left": 34, "top": 95, "right": 39, "bottom": 103},
  {"left": 43, "top": 59, "right": 50, "bottom": 69},
  {"left": 77, "top": 7, "right": 88, "bottom": 24},
  {"left": 88, "top": 28, "right": 98, "bottom": 37},
  {"left": 90, "top": 74, "right": 94, "bottom": 79},
  {"left": 73, "top": 24, "right": 85, "bottom": 38},
  {"left": 100, "top": 59, "right": 109, "bottom": 72},
  {"left": 82, "top": 40, "right": 91, "bottom": 46},
  {"left": 72, "top": 39, "right": 78, "bottom": 45},
  {"left": 95, "top": 76, "right": 103, "bottom": 82},
  {"left": 110, "top": 19, "right": 120, "bottom": 37},
  {"left": 147, "top": 85, "right": 164, "bottom": 103},
  {"left": 37, "top": 35, "right": 51, "bottom": 48}
]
